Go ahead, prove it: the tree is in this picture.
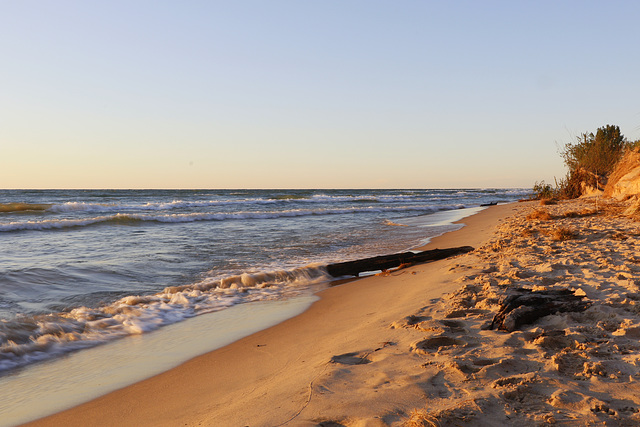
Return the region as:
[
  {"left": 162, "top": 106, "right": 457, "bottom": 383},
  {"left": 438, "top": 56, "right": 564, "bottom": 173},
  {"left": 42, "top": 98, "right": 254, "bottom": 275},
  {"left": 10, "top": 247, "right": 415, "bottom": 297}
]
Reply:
[{"left": 560, "top": 124, "right": 627, "bottom": 190}]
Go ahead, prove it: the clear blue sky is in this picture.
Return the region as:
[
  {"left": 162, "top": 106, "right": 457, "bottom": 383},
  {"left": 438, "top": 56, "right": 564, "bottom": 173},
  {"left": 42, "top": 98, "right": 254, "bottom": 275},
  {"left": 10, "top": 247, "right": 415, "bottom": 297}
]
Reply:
[{"left": 2, "top": 1, "right": 639, "bottom": 189}]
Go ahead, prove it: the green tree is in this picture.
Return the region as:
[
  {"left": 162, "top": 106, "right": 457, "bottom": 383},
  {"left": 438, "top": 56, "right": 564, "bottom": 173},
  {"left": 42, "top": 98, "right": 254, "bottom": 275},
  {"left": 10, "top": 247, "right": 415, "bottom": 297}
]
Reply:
[{"left": 560, "top": 124, "right": 627, "bottom": 189}]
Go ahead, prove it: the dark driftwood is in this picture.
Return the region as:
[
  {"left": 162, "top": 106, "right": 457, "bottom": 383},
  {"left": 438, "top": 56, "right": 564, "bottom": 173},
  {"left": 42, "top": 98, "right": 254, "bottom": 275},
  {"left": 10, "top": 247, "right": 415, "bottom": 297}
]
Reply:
[
  {"left": 326, "top": 246, "right": 474, "bottom": 278},
  {"left": 489, "top": 288, "right": 590, "bottom": 332}
]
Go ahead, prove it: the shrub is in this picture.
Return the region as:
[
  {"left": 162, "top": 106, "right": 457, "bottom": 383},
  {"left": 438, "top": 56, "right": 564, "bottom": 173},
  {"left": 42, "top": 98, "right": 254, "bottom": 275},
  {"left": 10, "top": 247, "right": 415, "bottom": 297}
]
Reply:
[
  {"left": 557, "top": 124, "right": 629, "bottom": 197},
  {"left": 562, "top": 209, "right": 597, "bottom": 218},
  {"left": 526, "top": 209, "right": 553, "bottom": 221},
  {"left": 555, "top": 168, "right": 592, "bottom": 199},
  {"left": 550, "top": 227, "right": 577, "bottom": 241},
  {"left": 532, "top": 181, "right": 555, "bottom": 200},
  {"left": 561, "top": 125, "right": 626, "bottom": 179}
]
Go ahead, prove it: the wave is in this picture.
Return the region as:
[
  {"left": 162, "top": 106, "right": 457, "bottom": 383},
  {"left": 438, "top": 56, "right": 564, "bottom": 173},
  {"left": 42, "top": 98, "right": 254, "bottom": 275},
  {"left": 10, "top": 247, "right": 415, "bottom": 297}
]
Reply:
[
  {"left": 47, "top": 198, "right": 278, "bottom": 213},
  {"left": 269, "top": 194, "right": 308, "bottom": 200},
  {"left": 49, "top": 196, "right": 389, "bottom": 212},
  {"left": 0, "top": 264, "right": 330, "bottom": 372},
  {"left": 0, "top": 203, "right": 53, "bottom": 213},
  {"left": 0, "top": 215, "right": 141, "bottom": 231},
  {"left": 25, "top": 197, "right": 374, "bottom": 214},
  {"left": 384, "top": 220, "right": 408, "bottom": 227},
  {"left": 4, "top": 190, "right": 522, "bottom": 216},
  {"left": 0, "top": 204, "right": 468, "bottom": 232}
]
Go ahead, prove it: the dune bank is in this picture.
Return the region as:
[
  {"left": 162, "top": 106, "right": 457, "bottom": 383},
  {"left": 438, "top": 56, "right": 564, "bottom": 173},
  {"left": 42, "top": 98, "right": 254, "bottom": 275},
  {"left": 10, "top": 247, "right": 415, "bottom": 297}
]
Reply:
[{"left": 28, "top": 198, "right": 640, "bottom": 426}]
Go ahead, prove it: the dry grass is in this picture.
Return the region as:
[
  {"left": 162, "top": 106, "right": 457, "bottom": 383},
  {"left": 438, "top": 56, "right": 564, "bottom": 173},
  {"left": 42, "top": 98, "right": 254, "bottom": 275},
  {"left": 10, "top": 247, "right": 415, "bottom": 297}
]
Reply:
[
  {"left": 526, "top": 209, "right": 553, "bottom": 221},
  {"left": 404, "top": 410, "right": 440, "bottom": 427},
  {"left": 562, "top": 211, "right": 580, "bottom": 218},
  {"left": 562, "top": 209, "right": 598, "bottom": 218},
  {"left": 550, "top": 226, "right": 578, "bottom": 241}
]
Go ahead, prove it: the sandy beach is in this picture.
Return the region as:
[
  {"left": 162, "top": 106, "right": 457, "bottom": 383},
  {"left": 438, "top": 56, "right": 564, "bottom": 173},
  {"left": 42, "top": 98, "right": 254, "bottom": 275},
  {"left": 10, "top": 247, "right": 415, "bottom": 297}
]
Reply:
[
  {"left": 5, "top": 2, "right": 639, "bottom": 426},
  {"left": 25, "top": 199, "right": 640, "bottom": 426}
]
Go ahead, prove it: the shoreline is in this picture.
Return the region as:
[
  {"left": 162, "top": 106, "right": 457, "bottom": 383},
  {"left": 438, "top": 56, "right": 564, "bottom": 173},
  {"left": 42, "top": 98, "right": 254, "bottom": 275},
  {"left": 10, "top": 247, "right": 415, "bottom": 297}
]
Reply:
[
  {"left": 0, "top": 296, "right": 318, "bottom": 427},
  {"left": 25, "top": 202, "right": 525, "bottom": 426},
  {"left": 1, "top": 205, "right": 489, "bottom": 426}
]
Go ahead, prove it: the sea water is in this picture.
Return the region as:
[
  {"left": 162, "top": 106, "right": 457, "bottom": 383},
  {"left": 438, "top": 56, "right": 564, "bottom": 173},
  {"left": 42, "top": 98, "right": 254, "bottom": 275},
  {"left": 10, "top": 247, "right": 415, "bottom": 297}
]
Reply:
[
  {"left": 0, "top": 189, "right": 527, "bottom": 422},
  {"left": 0, "top": 189, "right": 530, "bottom": 371}
]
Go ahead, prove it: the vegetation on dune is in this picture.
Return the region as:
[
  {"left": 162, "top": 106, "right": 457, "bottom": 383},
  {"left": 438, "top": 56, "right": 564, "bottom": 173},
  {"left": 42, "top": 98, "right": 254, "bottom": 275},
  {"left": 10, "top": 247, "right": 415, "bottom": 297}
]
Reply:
[
  {"left": 550, "top": 226, "right": 578, "bottom": 241},
  {"left": 562, "top": 125, "right": 626, "bottom": 177},
  {"left": 526, "top": 209, "right": 553, "bottom": 221},
  {"left": 533, "top": 124, "right": 638, "bottom": 200},
  {"left": 532, "top": 181, "right": 554, "bottom": 200}
]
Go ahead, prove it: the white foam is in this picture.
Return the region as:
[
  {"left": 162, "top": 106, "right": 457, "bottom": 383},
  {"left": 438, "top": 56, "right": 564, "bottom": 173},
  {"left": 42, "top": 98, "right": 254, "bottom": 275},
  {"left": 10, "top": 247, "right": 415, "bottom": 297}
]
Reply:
[
  {"left": 0, "top": 295, "right": 317, "bottom": 427},
  {"left": 44, "top": 195, "right": 424, "bottom": 214},
  {"left": 47, "top": 198, "right": 278, "bottom": 213},
  {"left": 0, "top": 216, "right": 112, "bottom": 231},
  {"left": 39, "top": 191, "right": 519, "bottom": 215},
  {"left": 0, "top": 205, "right": 469, "bottom": 232},
  {"left": 0, "top": 265, "right": 331, "bottom": 372}
]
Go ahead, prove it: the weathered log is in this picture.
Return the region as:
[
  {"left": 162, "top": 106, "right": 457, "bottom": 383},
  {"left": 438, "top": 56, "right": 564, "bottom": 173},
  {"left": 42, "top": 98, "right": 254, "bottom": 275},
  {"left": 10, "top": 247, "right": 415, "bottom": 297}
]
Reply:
[
  {"left": 489, "top": 288, "right": 590, "bottom": 332},
  {"left": 326, "top": 246, "right": 474, "bottom": 278}
]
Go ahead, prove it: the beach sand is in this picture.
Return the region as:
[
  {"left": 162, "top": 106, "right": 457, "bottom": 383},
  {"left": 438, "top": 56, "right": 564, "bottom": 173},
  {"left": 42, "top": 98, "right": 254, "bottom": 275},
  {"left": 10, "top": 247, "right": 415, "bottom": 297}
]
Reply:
[{"left": 26, "top": 199, "right": 640, "bottom": 426}]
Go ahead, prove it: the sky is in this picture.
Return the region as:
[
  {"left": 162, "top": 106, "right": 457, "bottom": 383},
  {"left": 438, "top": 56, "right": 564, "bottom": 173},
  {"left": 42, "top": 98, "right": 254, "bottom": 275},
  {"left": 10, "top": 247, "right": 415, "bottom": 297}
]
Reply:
[{"left": 1, "top": 1, "right": 639, "bottom": 189}]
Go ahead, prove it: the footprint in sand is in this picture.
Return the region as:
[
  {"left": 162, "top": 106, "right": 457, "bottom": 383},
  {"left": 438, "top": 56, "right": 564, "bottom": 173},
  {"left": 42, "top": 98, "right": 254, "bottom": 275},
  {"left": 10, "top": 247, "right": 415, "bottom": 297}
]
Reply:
[
  {"left": 548, "top": 390, "right": 588, "bottom": 411},
  {"left": 444, "top": 308, "right": 485, "bottom": 318},
  {"left": 470, "top": 357, "right": 498, "bottom": 371},
  {"left": 411, "top": 336, "right": 465, "bottom": 355},
  {"left": 491, "top": 372, "right": 537, "bottom": 388},
  {"left": 330, "top": 352, "right": 371, "bottom": 365},
  {"left": 438, "top": 319, "right": 467, "bottom": 333},
  {"left": 315, "top": 421, "right": 347, "bottom": 427},
  {"left": 428, "top": 370, "right": 454, "bottom": 398},
  {"left": 472, "top": 357, "right": 541, "bottom": 383},
  {"left": 448, "top": 357, "right": 500, "bottom": 376}
]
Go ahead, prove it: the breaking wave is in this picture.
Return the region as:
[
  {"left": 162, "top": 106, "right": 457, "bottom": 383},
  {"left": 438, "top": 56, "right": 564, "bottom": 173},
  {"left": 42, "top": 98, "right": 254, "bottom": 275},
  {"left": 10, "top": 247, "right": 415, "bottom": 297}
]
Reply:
[
  {"left": 0, "top": 203, "right": 53, "bottom": 213},
  {"left": 0, "top": 264, "right": 331, "bottom": 372},
  {"left": 1, "top": 190, "right": 531, "bottom": 216},
  {"left": 0, "top": 204, "right": 467, "bottom": 232}
]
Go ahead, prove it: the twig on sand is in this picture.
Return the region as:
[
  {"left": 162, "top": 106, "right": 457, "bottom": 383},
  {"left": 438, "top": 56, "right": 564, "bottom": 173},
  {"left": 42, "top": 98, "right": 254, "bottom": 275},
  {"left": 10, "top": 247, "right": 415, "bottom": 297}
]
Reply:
[{"left": 275, "top": 364, "right": 330, "bottom": 426}]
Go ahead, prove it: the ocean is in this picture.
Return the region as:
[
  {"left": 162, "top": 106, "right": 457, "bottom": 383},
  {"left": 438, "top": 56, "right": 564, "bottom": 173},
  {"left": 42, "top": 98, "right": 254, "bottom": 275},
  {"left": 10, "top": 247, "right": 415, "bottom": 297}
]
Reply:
[{"left": 0, "top": 189, "right": 528, "bottom": 377}]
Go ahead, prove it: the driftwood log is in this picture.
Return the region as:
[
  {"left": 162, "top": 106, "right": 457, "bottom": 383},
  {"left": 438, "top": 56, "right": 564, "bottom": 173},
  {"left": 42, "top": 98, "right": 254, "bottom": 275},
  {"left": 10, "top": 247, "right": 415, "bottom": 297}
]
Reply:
[
  {"left": 489, "top": 288, "right": 590, "bottom": 332},
  {"left": 326, "top": 246, "right": 474, "bottom": 278}
]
